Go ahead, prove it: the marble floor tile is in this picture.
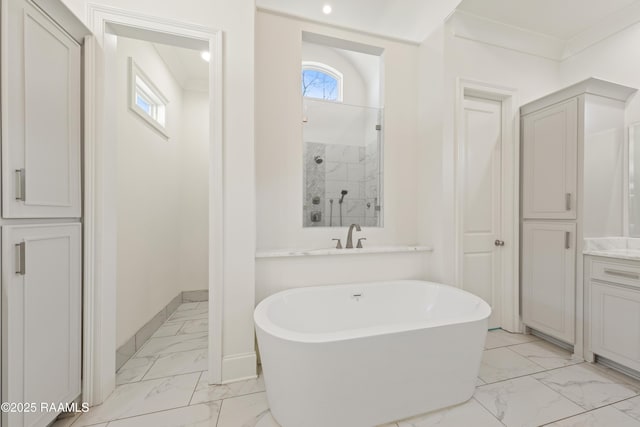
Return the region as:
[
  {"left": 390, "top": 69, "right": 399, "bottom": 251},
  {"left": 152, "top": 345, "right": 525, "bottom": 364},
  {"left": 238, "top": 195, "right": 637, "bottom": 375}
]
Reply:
[
  {"left": 143, "top": 348, "right": 208, "bottom": 380},
  {"left": 106, "top": 402, "right": 221, "bottom": 427},
  {"left": 509, "top": 340, "right": 581, "bottom": 370},
  {"left": 176, "top": 302, "right": 200, "bottom": 311},
  {"left": 396, "top": 398, "right": 503, "bottom": 427},
  {"left": 178, "top": 318, "right": 208, "bottom": 335},
  {"left": 479, "top": 347, "right": 546, "bottom": 383},
  {"left": 152, "top": 322, "right": 184, "bottom": 338},
  {"left": 49, "top": 413, "right": 84, "bottom": 427},
  {"left": 216, "top": 392, "right": 276, "bottom": 427},
  {"left": 614, "top": 395, "right": 640, "bottom": 421},
  {"left": 135, "top": 332, "right": 207, "bottom": 357},
  {"left": 116, "top": 355, "right": 157, "bottom": 385},
  {"left": 545, "top": 405, "right": 640, "bottom": 426},
  {"left": 191, "top": 372, "right": 266, "bottom": 404},
  {"left": 474, "top": 375, "right": 584, "bottom": 427},
  {"left": 484, "top": 329, "right": 539, "bottom": 349},
  {"left": 166, "top": 308, "right": 208, "bottom": 323},
  {"left": 534, "top": 363, "right": 640, "bottom": 410},
  {"left": 73, "top": 373, "right": 200, "bottom": 425}
]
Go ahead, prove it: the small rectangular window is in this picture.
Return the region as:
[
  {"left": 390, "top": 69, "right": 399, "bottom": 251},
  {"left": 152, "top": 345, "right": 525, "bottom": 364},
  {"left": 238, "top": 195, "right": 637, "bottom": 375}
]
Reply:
[{"left": 129, "top": 58, "right": 169, "bottom": 138}]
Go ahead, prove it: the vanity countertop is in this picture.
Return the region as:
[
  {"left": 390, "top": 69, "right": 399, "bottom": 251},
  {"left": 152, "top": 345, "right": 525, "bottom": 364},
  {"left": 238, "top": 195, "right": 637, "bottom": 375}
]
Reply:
[
  {"left": 583, "top": 237, "right": 640, "bottom": 261},
  {"left": 256, "top": 245, "right": 433, "bottom": 259},
  {"left": 583, "top": 248, "right": 640, "bottom": 261}
]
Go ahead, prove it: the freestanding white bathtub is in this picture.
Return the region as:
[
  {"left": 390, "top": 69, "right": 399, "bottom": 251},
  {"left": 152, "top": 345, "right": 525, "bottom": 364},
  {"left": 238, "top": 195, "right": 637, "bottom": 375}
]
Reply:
[{"left": 254, "top": 280, "right": 491, "bottom": 427}]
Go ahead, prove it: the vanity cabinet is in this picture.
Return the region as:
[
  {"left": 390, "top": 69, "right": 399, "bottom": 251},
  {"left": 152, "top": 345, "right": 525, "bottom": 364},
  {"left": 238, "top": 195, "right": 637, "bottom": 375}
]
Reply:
[
  {"left": 2, "top": 0, "right": 82, "bottom": 218},
  {"left": 587, "top": 256, "right": 640, "bottom": 372},
  {"left": 522, "top": 222, "right": 576, "bottom": 344},
  {"left": 522, "top": 98, "right": 578, "bottom": 219},
  {"left": 520, "top": 78, "right": 636, "bottom": 350}
]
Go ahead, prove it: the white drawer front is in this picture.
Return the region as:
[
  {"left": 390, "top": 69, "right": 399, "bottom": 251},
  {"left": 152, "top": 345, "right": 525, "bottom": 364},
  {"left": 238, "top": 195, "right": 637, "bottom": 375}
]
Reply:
[{"left": 591, "top": 259, "right": 640, "bottom": 289}]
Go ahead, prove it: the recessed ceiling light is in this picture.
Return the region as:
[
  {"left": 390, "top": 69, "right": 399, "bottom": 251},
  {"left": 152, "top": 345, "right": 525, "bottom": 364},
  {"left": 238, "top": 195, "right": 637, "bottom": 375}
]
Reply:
[
  {"left": 201, "top": 51, "right": 211, "bottom": 62},
  {"left": 322, "top": 4, "right": 332, "bottom": 14}
]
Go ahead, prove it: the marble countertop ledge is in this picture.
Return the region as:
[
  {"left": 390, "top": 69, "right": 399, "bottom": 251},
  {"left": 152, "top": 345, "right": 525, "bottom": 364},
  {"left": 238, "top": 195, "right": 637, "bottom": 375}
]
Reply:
[
  {"left": 256, "top": 245, "right": 433, "bottom": 259},
  {"left": 583, "top": 248, "right": 640, "bottom": 261},
  {"left": 583, "top": 237, "right": 640, "bottom": 260}
]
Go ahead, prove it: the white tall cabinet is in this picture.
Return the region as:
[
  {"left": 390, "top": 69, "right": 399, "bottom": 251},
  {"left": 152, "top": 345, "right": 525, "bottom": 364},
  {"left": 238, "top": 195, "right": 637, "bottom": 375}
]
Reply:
[
  {"left": 1, "top": 0, "right": 87, "bottom": 426},
  {"left": 521, "top": 78, "right": 636, "bottom": 350}
]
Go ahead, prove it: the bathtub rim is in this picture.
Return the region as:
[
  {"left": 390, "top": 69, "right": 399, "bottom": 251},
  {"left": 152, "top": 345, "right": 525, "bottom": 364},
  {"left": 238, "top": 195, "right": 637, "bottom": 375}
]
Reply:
[{"left": 254, "top": 279, "right": 491, "bottom": 344}]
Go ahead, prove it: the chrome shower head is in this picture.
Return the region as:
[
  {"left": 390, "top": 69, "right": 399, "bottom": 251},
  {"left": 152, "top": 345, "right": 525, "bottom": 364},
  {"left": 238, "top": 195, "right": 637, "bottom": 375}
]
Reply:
[
  {"left": 314, "top": 155, "right": 324, "bottom": 164},
  {"left": 339, "top": 190, "right": 348, "bottom": 203}
]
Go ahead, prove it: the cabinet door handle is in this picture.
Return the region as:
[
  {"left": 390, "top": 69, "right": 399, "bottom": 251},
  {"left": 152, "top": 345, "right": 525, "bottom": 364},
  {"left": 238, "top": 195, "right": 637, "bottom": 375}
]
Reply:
[
  {"left": 565, "top": 231, "right": 570, "bottom": 249},
  {"left": 15, "top": 242, "right": 25, "bottom": 275},
  {"left": 15, "top": 169, "right": 25, "bottom": 201},
  {"left": 565, "top": 193, "right": 571, "bottom": 211},
  {"left": 603, "top": 268, "right": 640, "bottom": 280}
]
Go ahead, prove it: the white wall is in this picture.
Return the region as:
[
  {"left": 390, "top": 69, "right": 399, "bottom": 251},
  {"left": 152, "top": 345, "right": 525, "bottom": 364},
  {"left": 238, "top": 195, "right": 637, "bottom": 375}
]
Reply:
[
  {"left": 116, "top": 37, "right": 183, "bottom": 347},
  {"left": 115, "top": 38, "right": 209, "bottom": 348},
  {"left": 560, "top": 22, "right": 640, "bottom": 124},
  {"left": 179, "top": 89, "right": 210, "bottom": 292},
  {"left": 418, "top": 19, "right": 562, "bottom": 284},
  {"left": 256, "top": 10, "right": 420, "bottom": 251},
  {"left": 63, "top": 0, "right": 257, "bottom": 382},
  {"left": 255, "top": 10, "right": 427, "bottom": 301}
]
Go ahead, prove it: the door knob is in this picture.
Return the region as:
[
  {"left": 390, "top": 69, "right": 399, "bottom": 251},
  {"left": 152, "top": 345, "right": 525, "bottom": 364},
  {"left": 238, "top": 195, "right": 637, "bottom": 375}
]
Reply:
[{"left": 494, "top": 240, "right": 505, "bottom": 247}]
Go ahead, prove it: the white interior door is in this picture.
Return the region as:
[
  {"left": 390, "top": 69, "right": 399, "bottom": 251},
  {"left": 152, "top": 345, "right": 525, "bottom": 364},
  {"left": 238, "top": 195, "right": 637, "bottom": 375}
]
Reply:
[
  {"left": 461, "top": 96, "right": 503, "bottom": 329},
  {"left": 2, "top": 224, "right": 82, "bottom": 427}
]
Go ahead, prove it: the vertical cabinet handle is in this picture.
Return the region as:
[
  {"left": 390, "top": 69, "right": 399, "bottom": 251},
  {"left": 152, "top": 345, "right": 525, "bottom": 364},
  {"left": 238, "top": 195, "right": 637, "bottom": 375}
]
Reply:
[
  {"left": 15, "top": 242, "right": 25, "bottom": 275},
  {"left": 565, "top": 231, "right": 570, "bottom": 249},
  {"left": 15, "top": 169, "right": 25, "bottom": 201},
  {"left": 565, "top": 193, "right": 571, "bottom": 211}
]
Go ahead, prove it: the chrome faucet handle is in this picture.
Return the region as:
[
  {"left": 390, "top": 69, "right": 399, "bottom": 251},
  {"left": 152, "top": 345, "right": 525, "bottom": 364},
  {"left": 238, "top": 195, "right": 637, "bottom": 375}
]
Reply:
[
  {"left": 332, "top": 238, "right": 342, "bottom": 249},
  {"left": 357, "top": 238, "right": 366, "bottom": 248}
]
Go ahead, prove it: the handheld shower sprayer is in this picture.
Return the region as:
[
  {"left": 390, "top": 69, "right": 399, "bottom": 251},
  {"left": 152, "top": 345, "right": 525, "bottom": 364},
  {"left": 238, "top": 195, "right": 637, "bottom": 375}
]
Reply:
[
  {"left": 339, "top": 190, "right": 348, "bottom": 204},
  {"left": 338, "top": 190, "right": 347, "bottom": 226}
]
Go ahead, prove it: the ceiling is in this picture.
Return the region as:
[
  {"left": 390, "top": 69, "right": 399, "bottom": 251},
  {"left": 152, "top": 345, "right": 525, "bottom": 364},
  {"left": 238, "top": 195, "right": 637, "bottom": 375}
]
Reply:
[
  {"left": 153, "top": 43, "right": 209, "bottom": 92},
  {"left": 256, "top": 0, "right": 463, "bottom": 43},
  {"left": 456, "top": 0, "right": 639, "bottom": 40},
  {"left": 257, "top": 0, "right": 640, "bottom": 44}
]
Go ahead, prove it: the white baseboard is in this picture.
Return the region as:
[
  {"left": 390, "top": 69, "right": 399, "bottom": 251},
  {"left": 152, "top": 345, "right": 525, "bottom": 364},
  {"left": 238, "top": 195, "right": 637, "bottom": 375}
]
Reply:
[{"left": 221, "top": 352, "right": 257, "bottom": 384}]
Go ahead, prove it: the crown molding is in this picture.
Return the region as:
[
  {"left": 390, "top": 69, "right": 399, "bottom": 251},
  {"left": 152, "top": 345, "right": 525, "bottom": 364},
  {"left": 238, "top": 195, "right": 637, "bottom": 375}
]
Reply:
[
  {"left": 448, "top": 10, "right": 565, "bottom": 61},
  {"left": 563, "top": 1, "right": 640, "bottom": 59}
]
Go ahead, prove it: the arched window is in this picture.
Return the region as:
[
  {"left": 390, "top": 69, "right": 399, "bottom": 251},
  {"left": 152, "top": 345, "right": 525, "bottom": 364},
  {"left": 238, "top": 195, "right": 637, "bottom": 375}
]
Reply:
[{"left": 301, "top": 61, "right": 343, "bottom": 102}]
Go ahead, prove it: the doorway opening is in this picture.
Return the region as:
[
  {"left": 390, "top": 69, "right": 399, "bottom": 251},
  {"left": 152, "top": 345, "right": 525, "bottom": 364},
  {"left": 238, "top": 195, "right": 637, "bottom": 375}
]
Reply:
[
  {"left": 83, "top": 7, "right": 223, "bottom": 405},
  {"left": 454, "top": 79, "right": 520, "bottom": 333}
]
